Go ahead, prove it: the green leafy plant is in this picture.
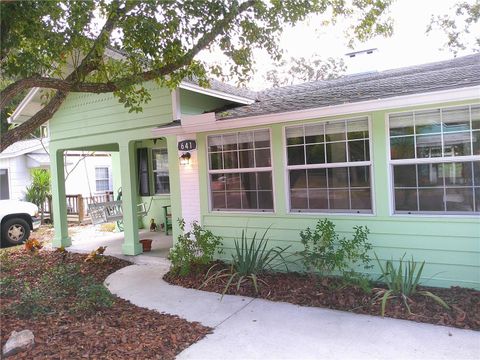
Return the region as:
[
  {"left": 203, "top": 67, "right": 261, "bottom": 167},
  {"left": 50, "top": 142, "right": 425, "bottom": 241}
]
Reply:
[
  {"left": 168, "top": 219, "right": 223, "bottom": 276},
  {"left": 25, "top": 168, "right": 51, "bottom": 223},
  {"left": 297, "top": 219, "right": 373, "bottom": 283},
  {"left": 40, "top": 263, "right": 82, "bottom": 297},
  {"left": 74, "top": 284, "right": 114, "bottom": 313},
  {"left": 0, "top": 276, "right": 20, "bottom": 297},
  {"left": 10, "top": 283, "right": 50, "bottom": 318},
  {"left": 203, "top": 228, "right": 291, "bottom": 296},
  {"left": 374, "top": 254, "right": 449, "bottom": 316}
]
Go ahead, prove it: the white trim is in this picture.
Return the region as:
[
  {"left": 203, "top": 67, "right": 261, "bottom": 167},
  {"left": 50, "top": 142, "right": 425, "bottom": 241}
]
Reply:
[
  {"left": 171, "top": 89, "right": 181, "bottom": 121},
  {"left": 8, "top": 88, "right": 41, "bottom": 124},
  {"left": 179, "top": 82, "right": 255, "bottom": 105},
  {"left": 153, "top": 86, "right": 480, "bottom": 137}
]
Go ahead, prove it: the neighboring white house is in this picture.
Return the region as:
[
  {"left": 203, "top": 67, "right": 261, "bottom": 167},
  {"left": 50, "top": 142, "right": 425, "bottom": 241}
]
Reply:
[{"left": 0, "top": 137, "right": 112, "bottom": 201}]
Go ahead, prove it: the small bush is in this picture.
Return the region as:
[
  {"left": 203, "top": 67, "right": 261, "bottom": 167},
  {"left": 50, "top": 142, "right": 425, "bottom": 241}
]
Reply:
[
  {"left": 168, "top": 219, "right": 223, "bottom": 276},
  {"left": 0, "top": 276, "right": 20, "bottom": 297},
  {"left": 297, "top": 219, "right": 373, "bottom": 283},
  {"left": 10, "top": 283, "right": 50, "bottom": 318},
  {"left": 40, "top": 263, "right": 82, "bottom": 297},
  {"left": 74, "top": 284, "right": 114, "bottom": 312},
  {"left": 203, "top": 228, "right": 291, "bottom": 296},
  {"left": 374, "top": 254, "right": 449, "bottom": 316}
]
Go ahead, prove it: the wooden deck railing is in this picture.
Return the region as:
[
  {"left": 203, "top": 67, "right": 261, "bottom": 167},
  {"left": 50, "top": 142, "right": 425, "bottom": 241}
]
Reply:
[{"left": 44, "top": 191, "right": 114, "bottom": 224}]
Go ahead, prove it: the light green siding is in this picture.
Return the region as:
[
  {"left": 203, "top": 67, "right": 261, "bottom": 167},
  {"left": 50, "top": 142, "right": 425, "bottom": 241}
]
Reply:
[
  {"left": 197, "top": 100, "right": 480, "bottom": 289},
  {"left": 180, "top": 89, "right": 231, "bottom": 115}
]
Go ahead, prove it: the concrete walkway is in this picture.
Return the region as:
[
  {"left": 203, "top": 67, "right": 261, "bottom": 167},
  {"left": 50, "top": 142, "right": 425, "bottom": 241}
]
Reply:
[{"left": 105, "top": 264, "right": 480, "bottom": 360}]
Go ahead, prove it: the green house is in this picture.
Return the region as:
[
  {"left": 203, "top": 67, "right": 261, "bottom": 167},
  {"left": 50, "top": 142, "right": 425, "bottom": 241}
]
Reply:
[{"left": 17, "top": 54, "right": 480, "bottom": 289}]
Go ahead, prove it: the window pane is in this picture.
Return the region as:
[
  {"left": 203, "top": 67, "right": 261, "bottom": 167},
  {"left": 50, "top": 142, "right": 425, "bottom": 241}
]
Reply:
[
  {"left": 290, "top": 170, "right": 307, "bottom": 189},
  {"left": 444, "top": 132, "right": 471, "bottom": 156},
  {"left": 223, "top": 133, "right": 238, "bottom": 151},
  {"left": 446, "top": 188, "right": 474, "bottom": 212},
  {"left": 325, "top": 122, "right": 346, "bottom": 142},
  {"left": 443, "top": 162, "right": 472, "bottom": 186},
  {"left": 208, "top": 135, "right": 223, "bottom": 152},
  {"left": 257, "top": 172, "right": 273, "bottom": 190},
  {"left": 290, "top": 189, "right": 308, "bottom": 209},
  {"left": 95, "top": 167, "right": 108, "bottom": 179},
  {"left": 328, "top": 167, "right": 348, "bottom": 188},
  {"left": 348, "top": 140, "right": 369, "bottom": 162},
  {"left": 474, "top": 162, "right": 480, "bottom": 185},
  {"left": 472, "top": 105, "right": 480, "bottom": 130},
  {"left": 326, "top": 142, "right": 346, "bottom": 163},
  {"left": 347, "top": 119, "right": 369, "bottom": 139},
  {"left": 212, "top": 192, "right": 226, "bottom": 209},
  {"left": 243, "top": 191, "right": 258, "bottom": 209},
  {"left": 224, "top": 151, "right": 238, "bottom": 169},
  {"left": 416, "top": 134, "right": 442, "bottom": 158},
  {"left": 390, "top": 113, "right": 414, "bottom": 136},
  {"left": 258, "top": 191, "right": 273, "bottom": 210},
  {"left": 288, "top": 146, "right": 305, "bottom": 165},
  {"left": 226, "top": 192, "right": 242, "bottom": 209},
  {"left": 239, "top": 150, "right": 254, "bottom": 168},
  {"left": 210, "top": 152, "right": 223, "bottom": 170},
  {"left": 418, "top": 188, "right": 444, "bottom": 211},
  {"left": 255, "top": 149, "right": 271, "bottom": 167},
  {"left": 225, "top": 173, "right": 241, "bottom": 190},
  {"left": 330, "top": 189, "right": 349, "bottom": 209},
  {"left": 391, "top": 136, "right": 415, "bottom": 159},
  {"left": 418, "top": 163, "right": 443, "bottom": 187},
  {"left": 349, "top": 166, "right": 370, "bottom": 187},
  {"left": 238, "top": 131, "right": 253, "bottom": 149},
  {"left": 152, "top": 149, "right": 168, "bottom": 171},
  {"left": 351, "top": 189, "right": 371, "bottom": 210},
  {"left": 395, "top": 189, "right": 418, "bottom": 211},
  {"left": 154, "top": 174, "right": 170, "bottom": 194},
  {"left": 211, "top": 174, "right": 225, "bottom": 191},
  {"left": 254, "top": 129, "right": 270, "bottom": 148},
  {"left": 240, "top": 172, "right": 257, "bottom": 190},
  {"left": 393, "top": 165, "right": 417, "bottom": 187},
  {"left": 308, "top": 189, "right": 328, "bottom": 209},
  {"left": 442, "top": 107, "right": 470, "bottom": 132},
  {"left": 306, "top": 143, "right": 325, "bottom": 164},
  {"left": 472, "top": 131, "right": 480, "bottom": 155},
  {"left": 307, "top": 168, "right": 327, "bottom": 188},
  {"left": 305, "top": 123, "right": 324, "bottom": 143},
  {"left": 415, "top": 110, "right": 441, "bottom": 134},
  {"left": 286, "top": 126, "right": 304, "bottom": 145},
  {"left": 475, "top": 187, "right": 480, "bottom": 211}
]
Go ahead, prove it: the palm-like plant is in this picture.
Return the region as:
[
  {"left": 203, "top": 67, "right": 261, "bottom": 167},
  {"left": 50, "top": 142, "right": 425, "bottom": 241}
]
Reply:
[
  {"left": 374, "top": 253, "right": 449, "bottom": 316},
  {"left": 203, "top": 228, "right": 291, "bottom": 297}
]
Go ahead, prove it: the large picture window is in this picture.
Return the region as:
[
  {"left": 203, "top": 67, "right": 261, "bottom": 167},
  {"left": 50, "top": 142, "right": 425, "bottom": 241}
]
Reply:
[
  {"left": 208, "top": 129, "right": 273, "bottom": 211},
  {"left": 389, "top": 104, "right": 480, "bottom": 214},
  {"left": 152, "top": 148, "right": 170, "bottom": 194},
  {"left": 285, "top": 117, "right": 372, "bottom": 213}
]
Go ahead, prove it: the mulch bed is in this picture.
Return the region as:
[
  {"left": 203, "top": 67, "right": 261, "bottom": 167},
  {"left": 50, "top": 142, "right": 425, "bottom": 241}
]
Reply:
[
  {"left": 1, "top": 249, "right": 211, "bottom": 359},
  {"left": 164, "top": 262, "right": 480, "bottom": 331}
]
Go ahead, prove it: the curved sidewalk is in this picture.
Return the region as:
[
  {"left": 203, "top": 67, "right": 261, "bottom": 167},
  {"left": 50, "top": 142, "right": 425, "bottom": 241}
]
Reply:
[{"left": 105, "top": 264, "right": 480, "bottom": 360}]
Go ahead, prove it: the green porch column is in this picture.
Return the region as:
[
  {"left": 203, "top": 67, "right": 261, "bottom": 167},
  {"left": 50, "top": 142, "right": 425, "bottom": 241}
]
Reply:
[
  {"left": 51, "top": 148, "right": 71, "bottom": 248},
  {"left": 119, "top": 141, "right": 142, "bottom": 255}
]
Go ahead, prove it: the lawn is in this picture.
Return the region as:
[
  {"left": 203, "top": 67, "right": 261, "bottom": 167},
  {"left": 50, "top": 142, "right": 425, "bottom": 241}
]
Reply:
[{"left": 0, "top": 245, "right": 210, "bottom": 359}]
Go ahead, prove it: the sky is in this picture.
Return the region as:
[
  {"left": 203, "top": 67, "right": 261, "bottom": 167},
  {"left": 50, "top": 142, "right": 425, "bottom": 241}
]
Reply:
[{"left": 214, "top": 0, "right": 479, "bottom": 90}]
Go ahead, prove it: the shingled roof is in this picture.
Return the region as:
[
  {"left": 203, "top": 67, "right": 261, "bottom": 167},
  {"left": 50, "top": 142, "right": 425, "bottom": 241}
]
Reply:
[{"left": 217, "top": 53, "right": 480, "bottom": 120}]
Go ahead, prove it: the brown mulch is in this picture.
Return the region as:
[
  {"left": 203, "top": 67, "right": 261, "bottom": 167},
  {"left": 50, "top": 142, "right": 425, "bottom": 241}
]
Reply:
[
  {"left": 164, "top": 262, "right": 480, "bottom": 331},
  {"left": 1, "top": 249, "right": 211, "bottom": 359}
]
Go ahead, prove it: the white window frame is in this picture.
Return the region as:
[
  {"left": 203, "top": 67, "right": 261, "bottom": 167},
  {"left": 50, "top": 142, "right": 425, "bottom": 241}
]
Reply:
[
  {"left": 386, "top": 103, "right": 480, "bottom": 216},
  {"left": 284, "top": 116, "right": 374, "bottom": 215},
  {"left": 206, "top": 128, "right": 275, "bottom": 213},
  {"left": 95, "top": 166, "right": 111, "bottom": 193},
  {"left": 152, "top": 148, "right": 170, "bottom": 195}
]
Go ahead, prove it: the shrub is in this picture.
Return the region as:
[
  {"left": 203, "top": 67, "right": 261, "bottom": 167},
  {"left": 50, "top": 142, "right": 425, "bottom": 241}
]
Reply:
[
  {"left": 40, "top": 263, "right": 82, "bottom": 297},
  {"left": 168, "top": 219, "right": 223, "bottom": 276},
  {"left": 10, "top": 283, "right": 50, "bottom": 318},
  {"left": 0, "top": 276, "right": 20, "bottom": 297},
  {"left": 74, "top": 284, "right": 114, "bottom": 312},
  {"left": 203, "top": 228, "right": 291, "bottom": 296},
  {"left": 374, "top": 254, "right": 449, "bottom": 316},
  {"left": 297, "top": 219, "right": 373, "bottom": 283}
]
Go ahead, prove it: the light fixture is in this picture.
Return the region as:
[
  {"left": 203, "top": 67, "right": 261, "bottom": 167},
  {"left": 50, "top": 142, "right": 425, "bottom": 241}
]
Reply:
[{"left": 179, "top": 152, "right": 191, "bottom": 165}]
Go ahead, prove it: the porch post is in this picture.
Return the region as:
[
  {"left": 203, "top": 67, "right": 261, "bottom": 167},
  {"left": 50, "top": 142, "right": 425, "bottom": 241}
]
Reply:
[
  {"left": 51, "top": 148, "right": 71, "bottom": 248},
  {"left": 119, "top": 141, "right": 142, "bottom": 255}
]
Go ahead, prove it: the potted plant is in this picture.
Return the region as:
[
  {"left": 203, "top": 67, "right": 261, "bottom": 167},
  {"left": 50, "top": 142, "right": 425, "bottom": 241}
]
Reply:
[{"left": 139, "top": 239, "right": 152, "bottom": 252}]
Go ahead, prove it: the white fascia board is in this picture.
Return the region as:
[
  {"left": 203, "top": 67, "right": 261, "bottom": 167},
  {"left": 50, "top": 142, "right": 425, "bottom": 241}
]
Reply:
[
  {"left": 153, "top": 86, "right": 480, "bottom": 137},
  {"left": 0, "top": 141, "right": 48, "bottom": 159},
  {"left": 179, "top": 81, "right": 255, "bottom": 105},
  {"left": 8, "top": 87, "right": 41, "bottom": 124}
]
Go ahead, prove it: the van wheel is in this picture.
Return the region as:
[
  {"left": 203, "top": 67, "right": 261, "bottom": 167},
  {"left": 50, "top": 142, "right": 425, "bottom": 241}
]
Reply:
[{"left": 2, "top": 218, "right": 30, "bottom": 246}]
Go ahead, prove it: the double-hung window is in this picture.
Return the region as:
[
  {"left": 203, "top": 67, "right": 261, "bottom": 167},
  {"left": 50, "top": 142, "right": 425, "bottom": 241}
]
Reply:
[
  {"left": 152, "top": 148, "right": 170, "bottom": 194},
  {"left": 208, "top": 129, "right": 274, "bottom": 211},
  {"left": 389, "top": 104, "right": 480, "bottom": 214},
  {"left": 95, "top": 167, "right": 111, "bottom": 192},
  {"left": 285, "top": 117, "right": 373, "bottom": 213}
]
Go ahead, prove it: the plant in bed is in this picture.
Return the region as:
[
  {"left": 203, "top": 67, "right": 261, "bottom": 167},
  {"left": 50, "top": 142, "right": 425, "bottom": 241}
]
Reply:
[
  {"left": 297, "top": 219, "right": 373, "bottom": 289},
  {"left": 373, "top": 253, "right": 450, "bottom": 316},
  {"left": 203, "top": 228, "right": 291, "bottom": 297}
]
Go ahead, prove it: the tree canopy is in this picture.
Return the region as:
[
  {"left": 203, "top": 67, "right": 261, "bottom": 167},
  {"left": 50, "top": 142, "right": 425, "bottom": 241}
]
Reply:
[{"left": 0, "top": 0, "right": 393, "bottom": 152}]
